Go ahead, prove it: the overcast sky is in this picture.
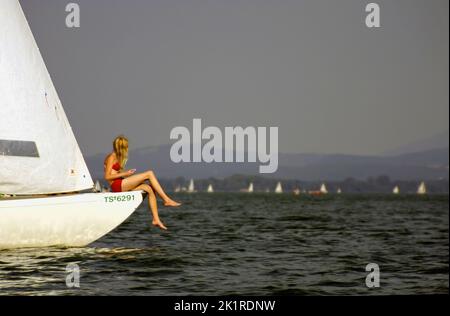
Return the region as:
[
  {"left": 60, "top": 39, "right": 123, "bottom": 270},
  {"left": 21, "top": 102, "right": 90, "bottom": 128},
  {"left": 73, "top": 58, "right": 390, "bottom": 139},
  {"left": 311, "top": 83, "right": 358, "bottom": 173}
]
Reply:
[{"left": 19, "top": 0, "right": 449, "bottom": 156}]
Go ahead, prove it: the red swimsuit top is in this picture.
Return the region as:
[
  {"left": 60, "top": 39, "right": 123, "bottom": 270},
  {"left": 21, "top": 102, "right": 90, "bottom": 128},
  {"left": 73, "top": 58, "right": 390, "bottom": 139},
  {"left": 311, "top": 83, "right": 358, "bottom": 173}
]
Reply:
[{"left": 112, "top": 162, "right": 121, "bottom": 171}]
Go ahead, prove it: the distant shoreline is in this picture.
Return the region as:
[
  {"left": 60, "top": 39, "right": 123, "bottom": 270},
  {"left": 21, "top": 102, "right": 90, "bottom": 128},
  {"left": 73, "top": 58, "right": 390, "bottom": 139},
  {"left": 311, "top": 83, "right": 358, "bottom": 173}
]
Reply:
[{"left": 93, "top": 174, "right": 449, "bottom": 195}]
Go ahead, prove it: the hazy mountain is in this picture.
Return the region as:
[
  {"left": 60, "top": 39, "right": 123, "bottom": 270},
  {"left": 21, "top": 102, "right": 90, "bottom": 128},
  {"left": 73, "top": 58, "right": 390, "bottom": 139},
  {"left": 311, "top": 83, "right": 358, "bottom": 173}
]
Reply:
[
  {"left": 86, "top": 145, "right": 449, "bottom": 182},
  {"left": 384, "top": 130, "right": 449, "bottom": 156},
  {"left": 276, "top": 149, "right": 448, "bottom": 181}
]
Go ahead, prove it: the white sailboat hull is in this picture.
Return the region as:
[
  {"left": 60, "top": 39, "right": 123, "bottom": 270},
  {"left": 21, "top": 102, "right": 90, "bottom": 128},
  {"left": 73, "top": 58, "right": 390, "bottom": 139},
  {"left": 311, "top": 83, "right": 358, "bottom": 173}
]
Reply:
[{"left": 0, "top": 191, "right": 143, "bottom": 249}]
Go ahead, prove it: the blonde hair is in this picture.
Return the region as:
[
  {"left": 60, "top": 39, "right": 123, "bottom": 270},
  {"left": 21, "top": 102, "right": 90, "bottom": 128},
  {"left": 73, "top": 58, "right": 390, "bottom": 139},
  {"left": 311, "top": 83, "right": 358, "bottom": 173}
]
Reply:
[{"left": 113, "top": 135, "right": 129, "bottom": 171}]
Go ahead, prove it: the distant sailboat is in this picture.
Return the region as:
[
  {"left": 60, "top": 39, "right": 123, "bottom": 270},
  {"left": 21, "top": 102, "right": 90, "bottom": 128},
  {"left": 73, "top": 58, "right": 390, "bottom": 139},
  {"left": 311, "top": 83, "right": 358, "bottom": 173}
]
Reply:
[
  {"left": 174, "top": 185, "right": 181, "bottom": 193},
  {"left": 293, "top": 188, "right": 301, "bottom": 195},
  {"left": 337, "top": 188, "right": 342, "bottom": 194},
  {"left": 275, "top": 182, "right": 283, "bottom": 194},
  {"left": 187, "top": 179, "right": 196, "bottom": 193},
  {"left": 94, "top": 180, "right": 108, "bottom": 193},
  {"left": 310, "top": 183, "right": 328, "bottom": 196},
  {"left": 0, "top": 0, "right": 143, "bottom": 249},
  {"left": 320, "top": 183, "right": 328, "bottom": 194},
  {"left": 393, "top": 186, "right": 400, "bottom": 195},
  {"left": 417, "top": 182, "right": 427, "bottom": 195},
  {"left": 248, "top": 183, "right": 254, "bottom": 193},
  {"left": 94, "top": 180, "right": 102, "bottom": 193},
  {"left": 207, "top": 184, "right": 214, "bottom": 193}
]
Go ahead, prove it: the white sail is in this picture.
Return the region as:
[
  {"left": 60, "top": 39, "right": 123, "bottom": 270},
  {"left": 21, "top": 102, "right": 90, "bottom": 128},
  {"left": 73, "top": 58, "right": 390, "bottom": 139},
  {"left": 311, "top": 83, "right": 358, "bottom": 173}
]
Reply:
[
  {"left": 417, "top": 182, "right": 427, "bottom": 195},
  {"left": 337, "top": 188, "right": 342, "bottom": 194},
  {"left": 393, "top": 186, "right": 400, "bottom": 195},
  {"left": 320, "top": 183, "right": 328, "bottom": 194},
  {"left": 207, "top": 184, "right": 214, "bottom": 193},
  {"left": 275, "top": 182, "right": 283, "bottom": 194},
  {"left": 248, "top": 182, "right": 254, "bottom": 193},
  {"left": 0, "top": 0, "right": 93, "bottom": 195},
  {"left": 188, "top": 179, "right": 195, "bottom": 193}
]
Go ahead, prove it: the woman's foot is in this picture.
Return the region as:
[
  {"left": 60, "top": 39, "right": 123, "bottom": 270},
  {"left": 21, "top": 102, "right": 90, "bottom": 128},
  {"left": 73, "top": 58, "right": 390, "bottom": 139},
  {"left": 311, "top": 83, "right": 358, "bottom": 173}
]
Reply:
[
  {"left": 164, "top": 199, "right": 181, "bottom": 207},
  {"left": 152, "top": 219, "right": 168, "bottom": 230}
]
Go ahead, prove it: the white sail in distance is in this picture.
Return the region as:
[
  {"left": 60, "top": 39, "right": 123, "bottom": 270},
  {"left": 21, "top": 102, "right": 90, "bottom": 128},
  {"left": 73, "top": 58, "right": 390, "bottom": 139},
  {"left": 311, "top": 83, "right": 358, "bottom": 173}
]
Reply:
[
  {"left": 188, "top": 179, "right": 195, "bottom": 193},
  {"left": 275, "top": 182, "right": 283, "bottom": 194},
  {"left": 393, "top": 186, "right": 400, "bottom": 195},
  {"left": 248, "top": 183, "right": 254, "bottom": 193},
  {"left": 417, "top": 182, "right": 427, "bottom": 195},
  {"left": 320, "top": 183, "right": 328, "bottom": 194},
  {"left": 0, "top": 0, "right": 93, "bottom": 195},
  {"left": 207, "top": 184, "right": 214, "bottom": 193}
]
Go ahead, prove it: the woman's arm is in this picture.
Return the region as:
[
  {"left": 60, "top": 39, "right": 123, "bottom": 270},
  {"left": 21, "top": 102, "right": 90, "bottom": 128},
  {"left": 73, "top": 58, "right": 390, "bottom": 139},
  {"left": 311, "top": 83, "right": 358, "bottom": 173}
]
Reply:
[{"left": 105, "top": 171, "right": 129, "bottom": 181}]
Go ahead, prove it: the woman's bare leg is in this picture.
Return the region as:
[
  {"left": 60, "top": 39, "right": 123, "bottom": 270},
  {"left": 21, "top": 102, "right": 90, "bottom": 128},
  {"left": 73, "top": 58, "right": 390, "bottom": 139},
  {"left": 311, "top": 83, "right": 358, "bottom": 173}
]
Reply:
[
  {"left": 146, "top": 170, "right": 180, "bottom": 206},
  {"left": 134, "top": 184, "right": 167, "bottom": 230},
  {"left": 122, "top": 170, "right": 180, "bottom": 207}
]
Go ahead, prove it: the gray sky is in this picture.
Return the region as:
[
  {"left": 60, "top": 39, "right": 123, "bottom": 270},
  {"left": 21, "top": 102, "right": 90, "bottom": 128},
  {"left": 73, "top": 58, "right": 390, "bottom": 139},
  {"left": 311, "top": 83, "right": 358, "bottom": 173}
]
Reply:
[{"left": 20, "top": 0, "right": 449, "bottom": 156}]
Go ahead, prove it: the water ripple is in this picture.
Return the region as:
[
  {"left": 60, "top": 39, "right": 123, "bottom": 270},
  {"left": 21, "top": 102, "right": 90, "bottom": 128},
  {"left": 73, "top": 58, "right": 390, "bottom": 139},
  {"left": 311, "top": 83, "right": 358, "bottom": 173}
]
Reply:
[{"left": 0, "top": 194, "right": 448, "bottom": 295}]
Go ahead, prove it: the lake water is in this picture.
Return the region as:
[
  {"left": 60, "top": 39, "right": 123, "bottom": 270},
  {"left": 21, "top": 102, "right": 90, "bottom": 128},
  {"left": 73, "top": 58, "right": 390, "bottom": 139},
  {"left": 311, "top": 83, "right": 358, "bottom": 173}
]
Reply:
[{"left": 0, "top": 194, "right": 448, "bottom": 295}]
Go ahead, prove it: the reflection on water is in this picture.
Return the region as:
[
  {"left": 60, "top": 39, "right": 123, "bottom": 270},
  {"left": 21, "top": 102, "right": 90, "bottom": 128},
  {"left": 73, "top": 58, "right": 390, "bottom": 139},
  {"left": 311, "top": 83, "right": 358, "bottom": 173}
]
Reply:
[{"left": 0, "top": 194, "right": 448, "bottom": 295}]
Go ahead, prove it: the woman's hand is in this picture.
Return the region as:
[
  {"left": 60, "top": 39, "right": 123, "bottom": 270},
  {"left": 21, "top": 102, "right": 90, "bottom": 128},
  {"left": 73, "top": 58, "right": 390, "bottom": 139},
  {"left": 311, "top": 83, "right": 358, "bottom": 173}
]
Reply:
[{"left": 125, "top": 169, "right": 136, "bottom": 177}]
